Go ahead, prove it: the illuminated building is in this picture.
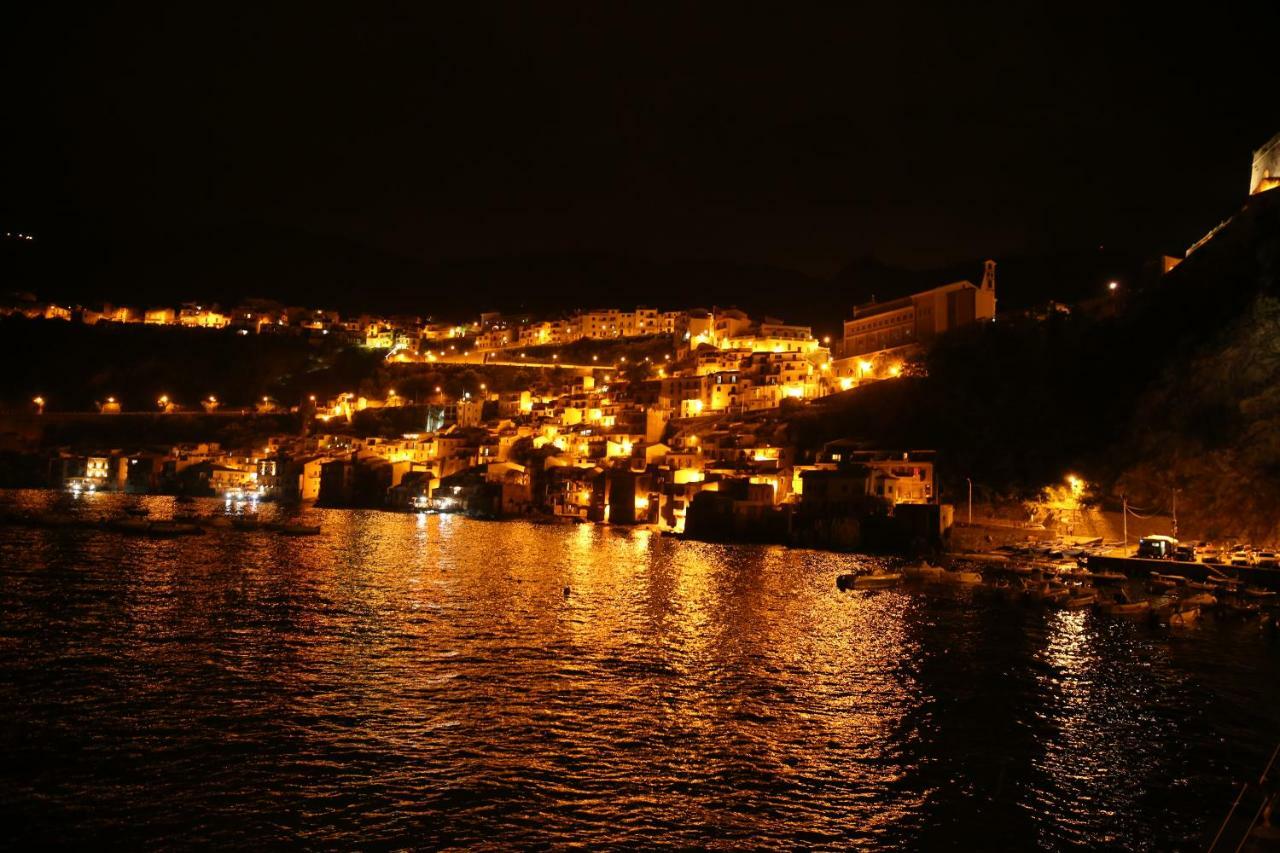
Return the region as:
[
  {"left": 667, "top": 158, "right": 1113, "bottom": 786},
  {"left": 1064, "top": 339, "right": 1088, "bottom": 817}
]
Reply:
[
  {"left": 1250, "top": 130, "right": 1280, "bottom": 195},
  {"left": 841, "top": 260, "right": 996, "bottom": 359}
]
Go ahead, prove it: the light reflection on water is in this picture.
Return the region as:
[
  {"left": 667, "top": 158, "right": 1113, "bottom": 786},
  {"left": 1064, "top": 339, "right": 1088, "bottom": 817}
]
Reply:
[{"left": 0, "top": 490, "right": 1276, "bottom": 849}]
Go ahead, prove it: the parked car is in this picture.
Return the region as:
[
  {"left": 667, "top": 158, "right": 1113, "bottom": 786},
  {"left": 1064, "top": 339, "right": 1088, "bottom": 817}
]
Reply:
[{"left": 1137, "top": 535, "right": 1178, "bottom": 559}]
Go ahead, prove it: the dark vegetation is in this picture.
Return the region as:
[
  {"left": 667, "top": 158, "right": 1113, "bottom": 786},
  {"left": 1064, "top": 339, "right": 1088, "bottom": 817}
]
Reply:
[
  {"left": 0, "top": 318, "right": 382, "bottom": 411},
  {"left": 788, "top": 191, "right": 1280, "bottom": 538}
]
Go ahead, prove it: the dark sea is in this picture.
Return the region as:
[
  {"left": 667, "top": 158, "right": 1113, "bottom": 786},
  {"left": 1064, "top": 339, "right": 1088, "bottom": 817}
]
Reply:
[{"left": 1, "top": 490, "right": 1276, "bottom": 849}]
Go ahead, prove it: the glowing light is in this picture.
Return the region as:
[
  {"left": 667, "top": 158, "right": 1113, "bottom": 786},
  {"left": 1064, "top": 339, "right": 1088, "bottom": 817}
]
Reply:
[
  {"left": 1108, "top": 281, "right": 1119, "bottom": 292},
  {"left": 839, "top": 377, "right": 854, "bottom": 391},
  {"left": 858, "top": 360, "right": 873, "bottom": 374},
  {"left": 888, "top": 364, "right": 902, "bottom": 377}
]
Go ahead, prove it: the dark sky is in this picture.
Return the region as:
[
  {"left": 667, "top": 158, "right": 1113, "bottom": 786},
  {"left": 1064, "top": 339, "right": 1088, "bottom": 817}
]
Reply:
[{"left": 3, "top": 4, "right": 1277, "bottom": 287}]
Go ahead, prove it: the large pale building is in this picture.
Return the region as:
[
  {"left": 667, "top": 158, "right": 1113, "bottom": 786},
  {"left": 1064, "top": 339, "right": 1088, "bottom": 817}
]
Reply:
[
  {"left": 1250, "top": 131, "right": 1280, "bottom": 196},
  {"left": 841, "top": 260, "right": 996, "bottom": 359}
]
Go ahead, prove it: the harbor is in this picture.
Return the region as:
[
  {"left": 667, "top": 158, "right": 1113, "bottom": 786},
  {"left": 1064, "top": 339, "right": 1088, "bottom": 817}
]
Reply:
[{"left": 1, "top": 486, "right": 1278, "bottom": 848}]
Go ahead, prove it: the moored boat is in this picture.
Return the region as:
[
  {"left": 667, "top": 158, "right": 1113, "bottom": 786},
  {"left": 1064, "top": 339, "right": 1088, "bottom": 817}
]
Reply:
[
  {"left": 1149, "top": 572, "right": 1185, "bottom": 590},
  {"left": 903, "top": 562, "right": 944, "bottom": 582},
  {"left": 937, "top": 569, "right": 982, "bottom": 584},
  {"left": 837, "top": 572, "right": 902, "bottom": 590},
  {"left": 1062, "top": 590, "right": 1097, "bottom": 609},
  {"left": 147, "top": 520, "right": 203, "bottom": 537},
  {"left": 1098, "top": 589, "right": 1150, "bottom": 615}
]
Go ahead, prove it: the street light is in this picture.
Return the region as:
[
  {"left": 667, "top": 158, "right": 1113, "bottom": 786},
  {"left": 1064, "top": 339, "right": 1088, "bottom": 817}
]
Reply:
[
  {"left": 1108, "top": 281, "right": 1119, "bottom": 293},
  {"left": 33, "top": 395, "right": 44, "bottom": 414},
  {"left": 966, "top": 477, "right": 973, "bottom": 525}
]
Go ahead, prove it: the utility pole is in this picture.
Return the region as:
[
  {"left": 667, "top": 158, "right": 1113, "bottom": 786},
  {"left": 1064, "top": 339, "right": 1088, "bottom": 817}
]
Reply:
[
  {"left": 1172, "top": 489, "right": 1178, "bottom": 539},
  {"left": 966, "top": 477, "right": 973, "bottom": 525},
  {"left": 1122, "top": 495, "right": 1128, "bottom": 553}
]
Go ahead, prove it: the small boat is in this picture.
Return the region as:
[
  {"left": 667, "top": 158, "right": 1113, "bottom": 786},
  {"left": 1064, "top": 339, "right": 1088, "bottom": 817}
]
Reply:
[
  {"left": 1181, "top": 592, "right": 1217, "bottom": 608},
  {"left": 1100, "top": 600, "right": 1151, "bottom": 615},
  {"left": 1168, "top": 606, "right": 1200, "bottom": 627},
  {"left": 1221, "top": 599, "right": 1261, "bottom": 617},
  {"left": 1184, "top": 580, "right": 1216, "bottom": 591},
  {"left": 1244, "top": 587, "right": 1278, "bottom": 600},
  {"left": 1063, "top": 590, "right": 1098, "bottom": 609},
  {"left": 148, "top": 520, "right": 203, "bottom": 536},
  {"left": 837, "top": 572, "right": 902, "bottom": 590},
  {"left": 1023, "top": 581, "right": 1069, "bottom": 604},
  {"left": 1098, "top": 589, "right": 1150, "bottom": 615},
  {"left": 1149, "top": 572, "right": 1185, "bottom": 589},
  {"left": 1087, "top": 571, "right": 1127, "bottom": 584},
  {"left": 937, "top": 569, "right": 983, "bottom": 584},
  {"left": 903, "top": 562, "right": 944, "bottom": 582}
]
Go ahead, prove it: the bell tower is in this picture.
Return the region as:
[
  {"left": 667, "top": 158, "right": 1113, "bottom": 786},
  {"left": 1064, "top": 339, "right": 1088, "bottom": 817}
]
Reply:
[{"left": 981, "top": 259, "right": 996, "bottom": 293}]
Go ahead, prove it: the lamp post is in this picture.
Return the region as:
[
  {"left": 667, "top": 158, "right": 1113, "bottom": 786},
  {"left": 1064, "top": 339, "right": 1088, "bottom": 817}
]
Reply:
[{"left": 965, "top": 477, "right": 973, "bottom": 525}]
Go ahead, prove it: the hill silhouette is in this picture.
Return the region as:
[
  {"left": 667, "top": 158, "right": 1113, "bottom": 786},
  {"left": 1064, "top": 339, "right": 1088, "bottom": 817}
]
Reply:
[{"left": 5, "top": 221, "right": 1155, "bottom": 332}]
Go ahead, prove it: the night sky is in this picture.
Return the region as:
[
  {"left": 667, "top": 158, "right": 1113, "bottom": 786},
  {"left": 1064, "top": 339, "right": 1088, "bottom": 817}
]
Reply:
[{"left": 2, "top": 5, "right": 1276, "bottom": 311}]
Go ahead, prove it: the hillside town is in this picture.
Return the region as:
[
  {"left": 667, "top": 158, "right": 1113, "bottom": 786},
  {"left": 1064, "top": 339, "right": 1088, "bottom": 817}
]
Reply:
[
  {"left": 18, "top": 261, "right": 1004, "bottom": 549},
  {"left": 10, "top": 128, "right": 1280, "bottom": 550}
]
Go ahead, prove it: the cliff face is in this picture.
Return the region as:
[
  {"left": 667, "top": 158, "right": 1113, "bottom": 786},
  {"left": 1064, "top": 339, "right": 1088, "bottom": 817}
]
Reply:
[{"left": 1115, "top": 190, "right": 1280, "bottom": 539}]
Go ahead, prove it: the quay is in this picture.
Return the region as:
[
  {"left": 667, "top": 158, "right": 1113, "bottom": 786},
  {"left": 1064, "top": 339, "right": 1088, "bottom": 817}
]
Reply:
[{"left": 1085, "top": 554, "right": 1280, "bottom": 591}]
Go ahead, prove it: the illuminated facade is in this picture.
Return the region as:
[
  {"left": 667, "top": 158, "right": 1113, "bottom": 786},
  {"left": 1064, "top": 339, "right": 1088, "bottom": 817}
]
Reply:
[{"left": 842, "top": 260, "right": 996, "bottom": 359}]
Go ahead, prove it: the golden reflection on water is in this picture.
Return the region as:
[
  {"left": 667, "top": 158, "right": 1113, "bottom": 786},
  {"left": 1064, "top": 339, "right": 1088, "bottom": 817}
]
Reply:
[{"left": 0, "top": 490, "right": 1275, "bottom": 849}]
